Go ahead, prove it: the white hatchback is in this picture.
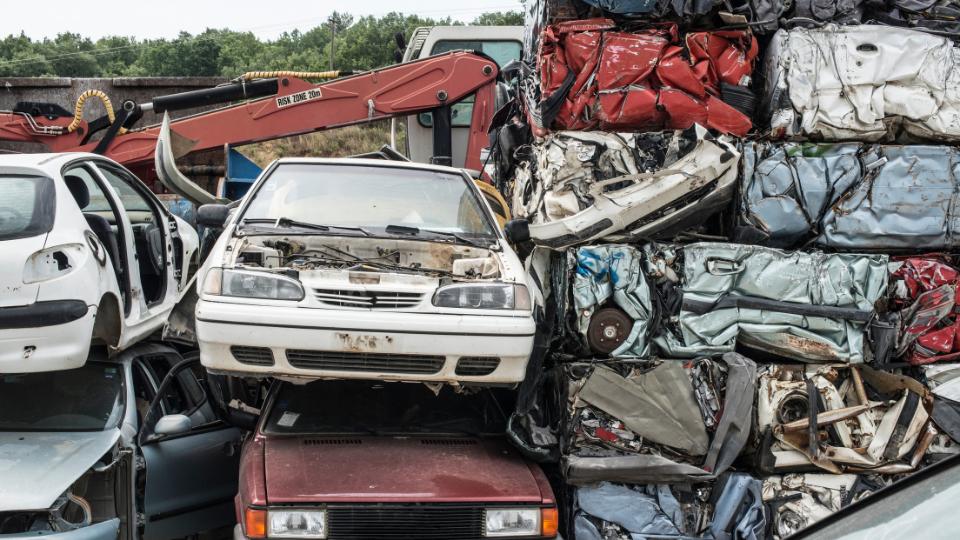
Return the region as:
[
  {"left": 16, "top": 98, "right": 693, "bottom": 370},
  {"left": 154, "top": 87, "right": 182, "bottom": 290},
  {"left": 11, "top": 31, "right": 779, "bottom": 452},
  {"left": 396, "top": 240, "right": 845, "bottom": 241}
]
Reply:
[
  {"left": 0, "top": 153, "right": 198, "bottom": 372},
  {"left": 193, "top": 158, "right": 536, "bottom": 385}
]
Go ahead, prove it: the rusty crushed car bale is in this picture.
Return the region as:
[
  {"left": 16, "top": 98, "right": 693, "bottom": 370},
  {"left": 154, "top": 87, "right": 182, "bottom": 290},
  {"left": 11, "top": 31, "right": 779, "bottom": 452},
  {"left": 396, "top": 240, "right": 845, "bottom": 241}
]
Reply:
[
  {"left": 497, "top": 3, "right": 960, "bottom": 535},
  {"left": 12, "top": 2, "right": 960, "bottom": 539}
]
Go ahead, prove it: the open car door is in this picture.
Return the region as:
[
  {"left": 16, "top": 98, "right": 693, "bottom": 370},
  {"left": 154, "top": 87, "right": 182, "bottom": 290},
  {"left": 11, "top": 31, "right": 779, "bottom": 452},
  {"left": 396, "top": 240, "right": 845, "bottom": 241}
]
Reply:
[{"left": 137, "top": 350, "right": 243, "bottom": 540}]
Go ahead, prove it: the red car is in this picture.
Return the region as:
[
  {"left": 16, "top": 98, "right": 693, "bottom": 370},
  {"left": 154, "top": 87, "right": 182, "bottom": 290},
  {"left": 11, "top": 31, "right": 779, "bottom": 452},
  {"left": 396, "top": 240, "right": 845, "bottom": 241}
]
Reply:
[{"left": 232, "top": 380, "right": 560, "bottom": 540}]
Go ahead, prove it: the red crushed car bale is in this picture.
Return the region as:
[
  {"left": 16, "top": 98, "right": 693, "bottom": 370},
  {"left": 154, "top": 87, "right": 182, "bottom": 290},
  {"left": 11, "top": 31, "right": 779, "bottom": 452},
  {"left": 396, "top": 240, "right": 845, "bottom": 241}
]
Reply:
[{"left": 535, "top": 19, "right": 758, "bottom": 136}]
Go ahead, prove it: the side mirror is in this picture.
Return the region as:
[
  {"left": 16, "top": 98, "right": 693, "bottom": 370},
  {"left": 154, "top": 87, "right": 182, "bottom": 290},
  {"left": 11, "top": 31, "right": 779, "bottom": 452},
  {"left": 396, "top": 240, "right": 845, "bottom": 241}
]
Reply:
[
  {"left": 154, "top": 414, "right": 192, "bottom": 436},
  {"left": 197, "top": 204, "right": 230, "bottom": 228},
  {"left": 504, "top": 219, "right": 530, "bottom": 244}
]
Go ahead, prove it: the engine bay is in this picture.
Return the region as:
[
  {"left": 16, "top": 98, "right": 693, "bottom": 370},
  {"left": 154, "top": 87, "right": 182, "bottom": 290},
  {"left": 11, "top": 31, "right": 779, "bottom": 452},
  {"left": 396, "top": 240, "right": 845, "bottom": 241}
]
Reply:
[{"left": 230, "top": 235, "right": 503, "bottom": 279}]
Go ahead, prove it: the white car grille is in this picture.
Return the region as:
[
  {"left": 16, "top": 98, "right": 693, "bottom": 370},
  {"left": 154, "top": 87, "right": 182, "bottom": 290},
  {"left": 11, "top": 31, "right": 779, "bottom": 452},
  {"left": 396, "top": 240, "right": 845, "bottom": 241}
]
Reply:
[{"left": 312, "top": 288, "right": 425, "bottom": 309}]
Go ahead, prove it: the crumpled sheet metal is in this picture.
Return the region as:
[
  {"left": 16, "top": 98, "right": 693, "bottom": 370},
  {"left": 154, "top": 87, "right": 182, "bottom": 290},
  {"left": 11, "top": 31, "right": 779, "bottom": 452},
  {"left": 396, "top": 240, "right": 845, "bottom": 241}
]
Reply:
[
  {"left": 738, "top": 143, "right": 960, "bottom": 250},
  {"left": 564, "top": 354, "right": 756, "bottom": 484},
  {"left": 536, "top": 19, "right": 757, "bottom": 135},
  {"left": 763, "top": 25, "right": 960, "bottom": 142},
  {"left": 574, "top": 475, "right": 765, "bottom": 540},
  {"left": 921, "top": 364, "right": 960, "bottom": 445},
  {"left": 762, "top": 473, "right": 883, "bottom": 539},
  {"left": 674, "top": 243, "right": 888, "bottom": 363},
  {"left": 757, "top": 364, "right": 934, "bottom": 474},
  {"left": 891, "top": 258, "right": 960, "bottom": 365},
  {"left": 514, "top": 127, "right": 741, "bottom": 249},
  {"left": 572, "top": 245, "right": 655, "bottom": 357}
]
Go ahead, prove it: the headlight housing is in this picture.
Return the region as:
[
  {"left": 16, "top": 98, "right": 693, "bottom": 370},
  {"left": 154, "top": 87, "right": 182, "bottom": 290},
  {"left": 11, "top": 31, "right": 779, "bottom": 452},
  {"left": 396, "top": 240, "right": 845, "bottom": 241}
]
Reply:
[
  {"left": 267, "top": 509, "right": 327, "bottom": 539},
  {"left": 202, "top": 268, "right": 304, "bottom": 300},
  {"left": 484, "top": 508, "right": 540, "bottom": 537},
  {"left": 433, "top": 283, "right": 530, "bottom": 310}
]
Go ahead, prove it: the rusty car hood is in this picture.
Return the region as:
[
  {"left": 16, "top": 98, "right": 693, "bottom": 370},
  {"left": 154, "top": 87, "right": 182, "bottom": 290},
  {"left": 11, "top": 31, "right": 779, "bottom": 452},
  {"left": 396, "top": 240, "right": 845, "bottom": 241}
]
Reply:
[{"left": 263, "top": 435, "right": 544, "bottom": 503}]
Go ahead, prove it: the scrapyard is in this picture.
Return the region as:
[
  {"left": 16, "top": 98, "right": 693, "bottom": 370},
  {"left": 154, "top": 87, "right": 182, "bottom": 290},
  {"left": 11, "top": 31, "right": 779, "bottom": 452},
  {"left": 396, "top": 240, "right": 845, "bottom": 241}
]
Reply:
[{"left": 3, "top": 0, "right": 960, "bottom": 538}]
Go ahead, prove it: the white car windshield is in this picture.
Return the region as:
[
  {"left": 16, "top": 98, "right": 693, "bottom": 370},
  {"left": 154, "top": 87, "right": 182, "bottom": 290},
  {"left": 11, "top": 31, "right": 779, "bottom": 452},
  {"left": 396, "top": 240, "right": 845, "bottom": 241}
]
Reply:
[{"left": 240, "top": 163, "right": 497, "bottom": 239}]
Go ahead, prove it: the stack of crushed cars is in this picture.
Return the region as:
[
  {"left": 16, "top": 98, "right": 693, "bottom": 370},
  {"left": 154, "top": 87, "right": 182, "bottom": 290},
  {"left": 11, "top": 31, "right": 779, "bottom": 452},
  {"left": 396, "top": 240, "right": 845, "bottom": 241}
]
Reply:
[{"left": 496, "top": 0, "right": 960, "bottom": 538}]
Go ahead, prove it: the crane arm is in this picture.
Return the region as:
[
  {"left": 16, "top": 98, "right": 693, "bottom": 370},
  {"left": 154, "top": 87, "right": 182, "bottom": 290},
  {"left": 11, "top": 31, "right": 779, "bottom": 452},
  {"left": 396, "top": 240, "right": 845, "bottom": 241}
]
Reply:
[{"left": 0, "top": 50, "right": 499, "bottom": 171}]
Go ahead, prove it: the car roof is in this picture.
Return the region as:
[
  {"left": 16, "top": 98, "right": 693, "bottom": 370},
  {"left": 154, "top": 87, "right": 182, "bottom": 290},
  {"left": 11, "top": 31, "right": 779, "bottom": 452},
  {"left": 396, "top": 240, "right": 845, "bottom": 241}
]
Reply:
[
  {"left": 0, "top": 152, "right": 102, "bottom": 174},
  {"left": 270, "top": 157, "right": 471, "bottom": 177}
]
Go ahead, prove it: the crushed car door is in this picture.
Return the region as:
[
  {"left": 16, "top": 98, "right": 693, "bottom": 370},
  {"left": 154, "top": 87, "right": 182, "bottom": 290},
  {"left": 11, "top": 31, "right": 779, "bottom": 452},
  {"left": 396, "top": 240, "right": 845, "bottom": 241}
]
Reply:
[{"left": 137, "top": 353, "right": 241, "bottom": 540}]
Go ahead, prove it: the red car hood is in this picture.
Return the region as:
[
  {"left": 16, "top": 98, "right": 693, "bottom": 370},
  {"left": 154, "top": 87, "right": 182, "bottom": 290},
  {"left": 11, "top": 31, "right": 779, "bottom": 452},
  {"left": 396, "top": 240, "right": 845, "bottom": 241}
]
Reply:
[{"left": 264, "top": 436, "right": 543, "bottom": 503}]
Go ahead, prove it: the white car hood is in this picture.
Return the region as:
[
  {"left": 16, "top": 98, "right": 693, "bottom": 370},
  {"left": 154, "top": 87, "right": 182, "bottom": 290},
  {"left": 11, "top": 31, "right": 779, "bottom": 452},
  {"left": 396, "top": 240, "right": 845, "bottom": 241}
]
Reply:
[{"left": 0, "top": 428, "right": 121, "bottom": 511}]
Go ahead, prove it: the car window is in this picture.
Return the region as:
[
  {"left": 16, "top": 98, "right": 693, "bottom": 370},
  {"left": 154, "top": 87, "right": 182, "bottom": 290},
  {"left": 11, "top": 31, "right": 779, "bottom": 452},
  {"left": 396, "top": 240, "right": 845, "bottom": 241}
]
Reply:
[
  {"left": 241, "top": 163, "right": 497, "bottom": 238},
  {"left": 141, "top": 355, "right": 189, "bottom": 414},
  {"left": 0, "top": 362, "right": 125, "bottom": 431},
  {"left": 95, "top": 165, "right": 155, "bottom": 216},
  {"left": 264, "top": 380, "right": 513, "bottom": 435},
  {"left": 64, "top": 165, "right": 114, "bottom": 214},
  {"left": 0, "top": 175, "right": 55, "bottom": 241},
  {"left": 140, "top": 357, "right": 219, "bottom": 433},
  {"left": 419, "top": 40, "right": 521, "bottom": 128}
]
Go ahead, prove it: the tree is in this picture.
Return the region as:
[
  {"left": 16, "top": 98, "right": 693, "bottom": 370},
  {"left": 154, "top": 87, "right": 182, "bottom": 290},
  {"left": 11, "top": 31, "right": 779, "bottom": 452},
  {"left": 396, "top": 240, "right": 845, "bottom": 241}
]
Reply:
[
  {"left": 471, "top": 11, "right": 524, "bottom": 25},
  {"left": 0, "top": 10, "right": 523, "bottom": 77}
]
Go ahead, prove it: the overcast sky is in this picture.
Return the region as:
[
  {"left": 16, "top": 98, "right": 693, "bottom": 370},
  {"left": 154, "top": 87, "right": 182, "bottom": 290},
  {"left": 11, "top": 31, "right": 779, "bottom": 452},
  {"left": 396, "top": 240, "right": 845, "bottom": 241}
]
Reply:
[{"left": 2, "top": 0, "right": 525, "bottom": 40}]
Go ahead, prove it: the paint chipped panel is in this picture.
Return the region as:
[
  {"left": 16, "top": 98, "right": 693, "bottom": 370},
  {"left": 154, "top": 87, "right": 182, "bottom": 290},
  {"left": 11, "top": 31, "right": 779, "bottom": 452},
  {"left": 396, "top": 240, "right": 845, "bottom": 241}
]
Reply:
[
  {"left": 738, "top": 143, "right": 960, "bottom": 250},
  {"left": 763, "top": 25, "right": 960, "bottom": 142},
  {"left": 532, "top": 20, "right": 757, "bottom": 136},
  {"left": 674, "top": 243, "right": 888, "bottom": 363}
]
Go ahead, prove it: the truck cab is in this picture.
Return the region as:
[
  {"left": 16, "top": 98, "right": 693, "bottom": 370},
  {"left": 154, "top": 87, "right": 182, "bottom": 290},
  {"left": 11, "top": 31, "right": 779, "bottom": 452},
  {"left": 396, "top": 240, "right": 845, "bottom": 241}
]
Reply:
[{"left": 398, "top": 26, "right": 523, "bottom": 169}]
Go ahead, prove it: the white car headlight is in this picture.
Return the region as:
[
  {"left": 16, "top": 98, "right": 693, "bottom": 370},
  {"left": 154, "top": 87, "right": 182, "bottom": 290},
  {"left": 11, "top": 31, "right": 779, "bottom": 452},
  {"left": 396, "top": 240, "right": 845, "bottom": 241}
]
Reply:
[
  {"left": 433, "top": 283, "right": 531, "bottom": 310},
  {"left": 202, "top": 268, "right": 304, "bottom": 300},
  {"left": 22, "top": 244, "right": 86, "bottom": 284},
  {"left": 268, "top": 509, "right": 326, "bottom": 539},
  {"left": 484, "top": 508, "right": 540, "bottom": 537}
]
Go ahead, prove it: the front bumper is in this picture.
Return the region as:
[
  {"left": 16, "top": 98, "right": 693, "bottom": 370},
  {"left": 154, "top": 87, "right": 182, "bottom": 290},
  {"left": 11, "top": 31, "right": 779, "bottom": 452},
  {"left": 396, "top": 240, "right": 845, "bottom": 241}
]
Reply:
[
  {"left": 196, "top": 299, "right": 536, "bottom": 383},
  {"left": 0, "top": 518, "right": 119, "bottom": 540},
  {"left": 0, "top": 302, "right": 95, "bottom": 372},
  {"left": 232, "top": 522, "right": 562, "bottom": 540}
]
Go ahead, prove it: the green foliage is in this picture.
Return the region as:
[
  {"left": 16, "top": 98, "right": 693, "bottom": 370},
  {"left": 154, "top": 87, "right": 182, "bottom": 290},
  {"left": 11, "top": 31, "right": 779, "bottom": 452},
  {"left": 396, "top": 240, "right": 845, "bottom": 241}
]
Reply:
[
  {"left": 471, "top": 11, "right": 524, "bottom": 25},
  {"left": 0, "top": 11, "right": 520, "bottom": 77}
]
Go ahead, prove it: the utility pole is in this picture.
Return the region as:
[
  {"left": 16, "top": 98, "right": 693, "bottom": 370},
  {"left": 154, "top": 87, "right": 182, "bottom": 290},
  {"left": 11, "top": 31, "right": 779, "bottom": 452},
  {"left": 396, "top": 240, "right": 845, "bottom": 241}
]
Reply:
[{"left": 328, "top": 15, "right": 337, "bottom": 71}]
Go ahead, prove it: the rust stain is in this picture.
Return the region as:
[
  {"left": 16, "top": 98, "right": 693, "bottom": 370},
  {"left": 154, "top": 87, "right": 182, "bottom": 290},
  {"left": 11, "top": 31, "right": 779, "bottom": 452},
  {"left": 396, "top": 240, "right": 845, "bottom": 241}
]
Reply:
[
  {"left": 335, "top": 332, "right": 380, "bottom": 352},
  {"left": 781, "top": 335, "right": 841, "bottom": 361}
]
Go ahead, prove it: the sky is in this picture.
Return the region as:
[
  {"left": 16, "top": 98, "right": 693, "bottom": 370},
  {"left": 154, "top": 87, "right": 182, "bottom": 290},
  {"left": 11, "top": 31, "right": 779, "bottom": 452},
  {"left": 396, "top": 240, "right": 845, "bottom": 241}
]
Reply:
[{"left": 1, "top": 0, "right": 525, "bottom": 40}]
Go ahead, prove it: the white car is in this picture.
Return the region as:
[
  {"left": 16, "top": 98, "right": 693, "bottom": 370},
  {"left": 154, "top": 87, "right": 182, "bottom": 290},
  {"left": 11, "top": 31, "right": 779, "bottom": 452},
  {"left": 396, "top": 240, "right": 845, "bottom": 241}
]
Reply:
[
  {"left": 193, "top": 158, "right": 536, "bottom": 384},
  {"left": 0, "top": 153, "right": 198, "bottom": 372}
]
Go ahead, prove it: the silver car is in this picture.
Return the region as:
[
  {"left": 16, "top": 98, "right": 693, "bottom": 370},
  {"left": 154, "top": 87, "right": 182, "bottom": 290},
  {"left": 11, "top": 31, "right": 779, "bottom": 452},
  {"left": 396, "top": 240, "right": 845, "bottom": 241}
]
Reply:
[{"left": 0, "top": 344, "right": 243, "bottom": 540}]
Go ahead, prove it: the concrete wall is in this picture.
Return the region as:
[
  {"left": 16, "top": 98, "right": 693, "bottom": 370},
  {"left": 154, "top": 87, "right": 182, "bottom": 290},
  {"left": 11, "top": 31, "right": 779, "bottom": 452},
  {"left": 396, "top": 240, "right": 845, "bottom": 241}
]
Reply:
[{"left": 0, "top": 77, "right": 232, "bottom": 192}]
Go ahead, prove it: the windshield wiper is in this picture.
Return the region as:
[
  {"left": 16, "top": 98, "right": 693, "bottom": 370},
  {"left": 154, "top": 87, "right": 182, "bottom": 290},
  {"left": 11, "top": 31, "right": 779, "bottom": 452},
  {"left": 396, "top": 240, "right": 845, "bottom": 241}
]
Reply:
[
  {"left": 384, "top": 224, "right": 487, "bottom": 248},
  {"left": 242, "top": 218, "right": 370, "bottom": 236}
]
